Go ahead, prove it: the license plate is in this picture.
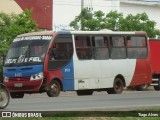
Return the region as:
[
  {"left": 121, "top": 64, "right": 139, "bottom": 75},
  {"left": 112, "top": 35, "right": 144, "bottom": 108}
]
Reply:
[{"left": 14, "top": 83, "right": 23, "bottom": 87}]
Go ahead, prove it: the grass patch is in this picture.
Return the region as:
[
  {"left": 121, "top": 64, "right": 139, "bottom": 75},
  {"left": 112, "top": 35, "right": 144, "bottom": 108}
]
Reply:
[
  {"left": 1, "top": 117, "right": 160, "bottom": 120},
  {"left": 1, "top": 109, "right": 160, "bottom": 120}
]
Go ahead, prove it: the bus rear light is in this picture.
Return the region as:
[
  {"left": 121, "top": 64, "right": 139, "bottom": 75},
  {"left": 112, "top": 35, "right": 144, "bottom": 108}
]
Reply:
[{"left": 30, "top": 72, "right": 43, "bottom": 81}]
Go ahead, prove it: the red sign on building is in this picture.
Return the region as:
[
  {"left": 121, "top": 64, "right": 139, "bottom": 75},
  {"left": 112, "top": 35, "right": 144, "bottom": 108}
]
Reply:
[{"left": 16, "top": 0, "right": 53, "bottom": 30}]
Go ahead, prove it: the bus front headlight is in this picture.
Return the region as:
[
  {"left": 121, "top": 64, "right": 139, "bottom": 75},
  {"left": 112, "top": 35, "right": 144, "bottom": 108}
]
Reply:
[
  {"left": 3, "top": 76, "right": 9, "bottom": 82},
  {"left": 30, "top": 72, "right": 43, "bottom": 81}
]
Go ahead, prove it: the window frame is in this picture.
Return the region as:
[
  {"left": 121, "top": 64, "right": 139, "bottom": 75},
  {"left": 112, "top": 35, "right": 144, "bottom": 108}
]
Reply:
[
  {"left": 126, "top": 35, "right": 148, "bottom": 59},
  {"left": 48, "top": 34, "right": 74, "bottom": 70},
  {"left": 74, "top": 35, "right": 92, "bottom": 60},
  {"left": 92, "top": 35, "right": 110, "bottom": 60},
  {"left": 109, "top": 35, "right": 127, "bottom": 59},
  {"left": 74, "top": 34, "right": 148, "bottom": 60}
]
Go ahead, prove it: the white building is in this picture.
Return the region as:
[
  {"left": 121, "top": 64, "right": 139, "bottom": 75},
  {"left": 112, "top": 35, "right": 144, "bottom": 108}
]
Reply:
[
  {"left": 53, "top": 0, "right": 160, "bottom": 30},
  {"left": 120, "top": 0, "right": 160, "bottom": 29},
  {"left": 53, "top": 0, "right": 119, "bottom": 30}
]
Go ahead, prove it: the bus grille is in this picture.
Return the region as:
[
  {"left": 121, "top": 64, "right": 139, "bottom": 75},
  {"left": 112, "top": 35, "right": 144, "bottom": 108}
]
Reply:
[
  {"left": 9, "top": 77, "right": 30, "bottom": 82},
  {"left": 9, "top": 86, "right": 34, "bottom": 91}
]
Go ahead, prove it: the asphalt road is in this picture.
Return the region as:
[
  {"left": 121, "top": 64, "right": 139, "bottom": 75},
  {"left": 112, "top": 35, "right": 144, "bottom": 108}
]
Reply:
[{"left": 2, "top": 91, "right": 160, "bottom": 111}]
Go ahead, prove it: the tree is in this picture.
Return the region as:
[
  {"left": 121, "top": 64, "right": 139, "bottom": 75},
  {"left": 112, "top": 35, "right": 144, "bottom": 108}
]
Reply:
[
  {"left": 70, "top": 9, "right": 160, "bottom": 38},
  {"left": 105, "top": 11, "right": 123, "bottom": 30},
  {"left": 70, "top": 9, "right": 106, "bottom": 31},
  {"left": 118, "top": 13, "right": 159, "bottom": 37},
  {"left": 0, "top": 10, "right": 37, "bottom": 55}
]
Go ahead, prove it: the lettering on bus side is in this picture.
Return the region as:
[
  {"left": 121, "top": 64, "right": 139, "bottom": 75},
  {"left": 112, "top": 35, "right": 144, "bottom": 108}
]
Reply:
[
  {"left": 65, "top": 68, "right": 70, "bottom": 72},
  {"left": 13, "top": 35, "right": 52, "bottom": 42}
]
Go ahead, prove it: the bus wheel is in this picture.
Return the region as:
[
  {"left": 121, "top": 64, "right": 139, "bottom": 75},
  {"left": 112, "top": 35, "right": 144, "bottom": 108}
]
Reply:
[
  {"left": 135, "top": 84, "right": 149, "bottom": 91},
  {"left": 154, "top": 79, "right": 160, "bottom": 91},
  {"left": 76, "top": 90, "right": 93, "bottom": 96},
  {"left": 107, "top": 78, "right": 124, "bottom": 94},
  {"left": 0, "top": 87, "right": 10, "bottom": 109},
  {"left": 47, "top": 80, "right": 60, "bottom": 97},
  {"left": 10, "top": 92, "right": 24, "bottom": 99}
]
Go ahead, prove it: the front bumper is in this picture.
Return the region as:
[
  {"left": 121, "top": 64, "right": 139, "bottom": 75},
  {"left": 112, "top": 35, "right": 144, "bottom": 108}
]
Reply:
[{"left": 4, "top": 78, "right": 43, "bottom": 92}]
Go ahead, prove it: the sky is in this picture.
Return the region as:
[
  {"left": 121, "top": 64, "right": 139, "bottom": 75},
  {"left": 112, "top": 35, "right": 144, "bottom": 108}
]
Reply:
[{"left": 53, "top": 0, "right": 119, "bottom": 30}]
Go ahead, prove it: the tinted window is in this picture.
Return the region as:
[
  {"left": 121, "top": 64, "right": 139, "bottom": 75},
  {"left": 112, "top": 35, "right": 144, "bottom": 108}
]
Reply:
[
  {"left": 75, "top": 36, "right": 92, "bottom": 60},
  {"left": 48, "top": 35, "right": 73, "bottom": 70},
  {"left": 92, "top": 36, "right": 109, "bottom": 60},
  {"left": 127, "top": 36, "right": 147, "bottom": 58},
  {"left": 110, "top": 36, "right": 126, "bottom": 59}
]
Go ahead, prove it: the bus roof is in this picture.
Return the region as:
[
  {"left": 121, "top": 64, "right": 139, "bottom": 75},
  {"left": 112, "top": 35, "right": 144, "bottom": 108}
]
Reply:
[
  {"left": 70, "top": 31, "right": 146, "bottom": 35},
  {"left": 17, "top": 31, "right": 55, "bottom": 37},
  {"left": 17, "top": 30, "right": 147, "bottom": 37}
]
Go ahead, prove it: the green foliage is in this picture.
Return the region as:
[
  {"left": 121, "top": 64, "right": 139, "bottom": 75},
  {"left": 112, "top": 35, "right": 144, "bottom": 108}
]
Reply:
[
  {"left": 70, "top": 9, "right": 160, "bottom": 38},
  {"left": 0, "top": 9, "right": 37, "bottom": 56},
  {"left": 119, "top": 13, "right": 158, "bottom": 37},
  {"left": 70, "top": 9, "right": 106, "bottom": 31},
  {"left": 105, "top": 11, "right": 123, "bottom": 30}
]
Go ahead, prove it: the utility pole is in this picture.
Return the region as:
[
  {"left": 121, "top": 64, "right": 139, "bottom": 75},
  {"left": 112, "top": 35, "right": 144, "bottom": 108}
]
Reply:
[
  {"left": 81, "top": 0, "right": 84, "bottom": 11},
  {"left": 81, "top": 0, "right": 84, "bottom": 30}
]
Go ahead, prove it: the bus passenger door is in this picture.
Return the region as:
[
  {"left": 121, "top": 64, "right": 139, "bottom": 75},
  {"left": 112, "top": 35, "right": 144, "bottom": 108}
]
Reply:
[
  {"left": 74, "top": 35, "right": 100, "bottom": 90},
  {"left": 47, "top": 34, "right": 74, "bottom": 90}
]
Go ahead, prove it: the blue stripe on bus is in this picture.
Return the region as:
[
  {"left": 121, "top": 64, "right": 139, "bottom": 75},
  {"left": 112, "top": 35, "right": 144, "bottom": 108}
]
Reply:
[
  {"left": 3, "top": 64, "right": 43, "bottom": 78},
  {"left": 62, "top": 59, "right": 74, "bottom": 90}
]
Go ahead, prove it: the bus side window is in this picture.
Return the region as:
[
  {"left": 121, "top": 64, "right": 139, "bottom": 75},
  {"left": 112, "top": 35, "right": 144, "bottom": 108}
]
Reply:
[
  {"left": 75, "top": 36, "right": 92, "bottom": 60},
  {"left": 110, "top": 36, "right": 126, "bottom": 59},
  {"left": 93, "top": 36, "right": 109, "bottom": 60},
  {"left": 127, "top": 36, "right": 147, "bottom": 59},
  {"left": 48, "top": 35, "right": 73, "bottom": 70}
]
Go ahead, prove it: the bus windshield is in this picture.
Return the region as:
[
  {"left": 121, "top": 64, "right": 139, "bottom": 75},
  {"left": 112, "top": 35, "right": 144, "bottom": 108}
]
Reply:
[{"left": 5, "top": 35, "right": 52, "bottom": 66}]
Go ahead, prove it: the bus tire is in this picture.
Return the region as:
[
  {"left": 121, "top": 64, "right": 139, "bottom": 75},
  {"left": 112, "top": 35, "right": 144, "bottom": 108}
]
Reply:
[
  {"left": 10, "top": 92, "right": 24, "bottom": 99},
  {"left": 0, "top": 87, "right": 10, "bottom": 109},
  {"left": 76, "top": 90, "right": 93, "bottom": 96},
  {"left": 135, "top": 84, "right": 149, "bottom": 91},
  {"left": 47, "top": 80, "right": 60, "bottom": 97},
  {"left": 107, "top": 77, "right": 124, "bottom": 94},
  {"left": 154, "top": 79, "right": 160, "bottom": 91}
]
